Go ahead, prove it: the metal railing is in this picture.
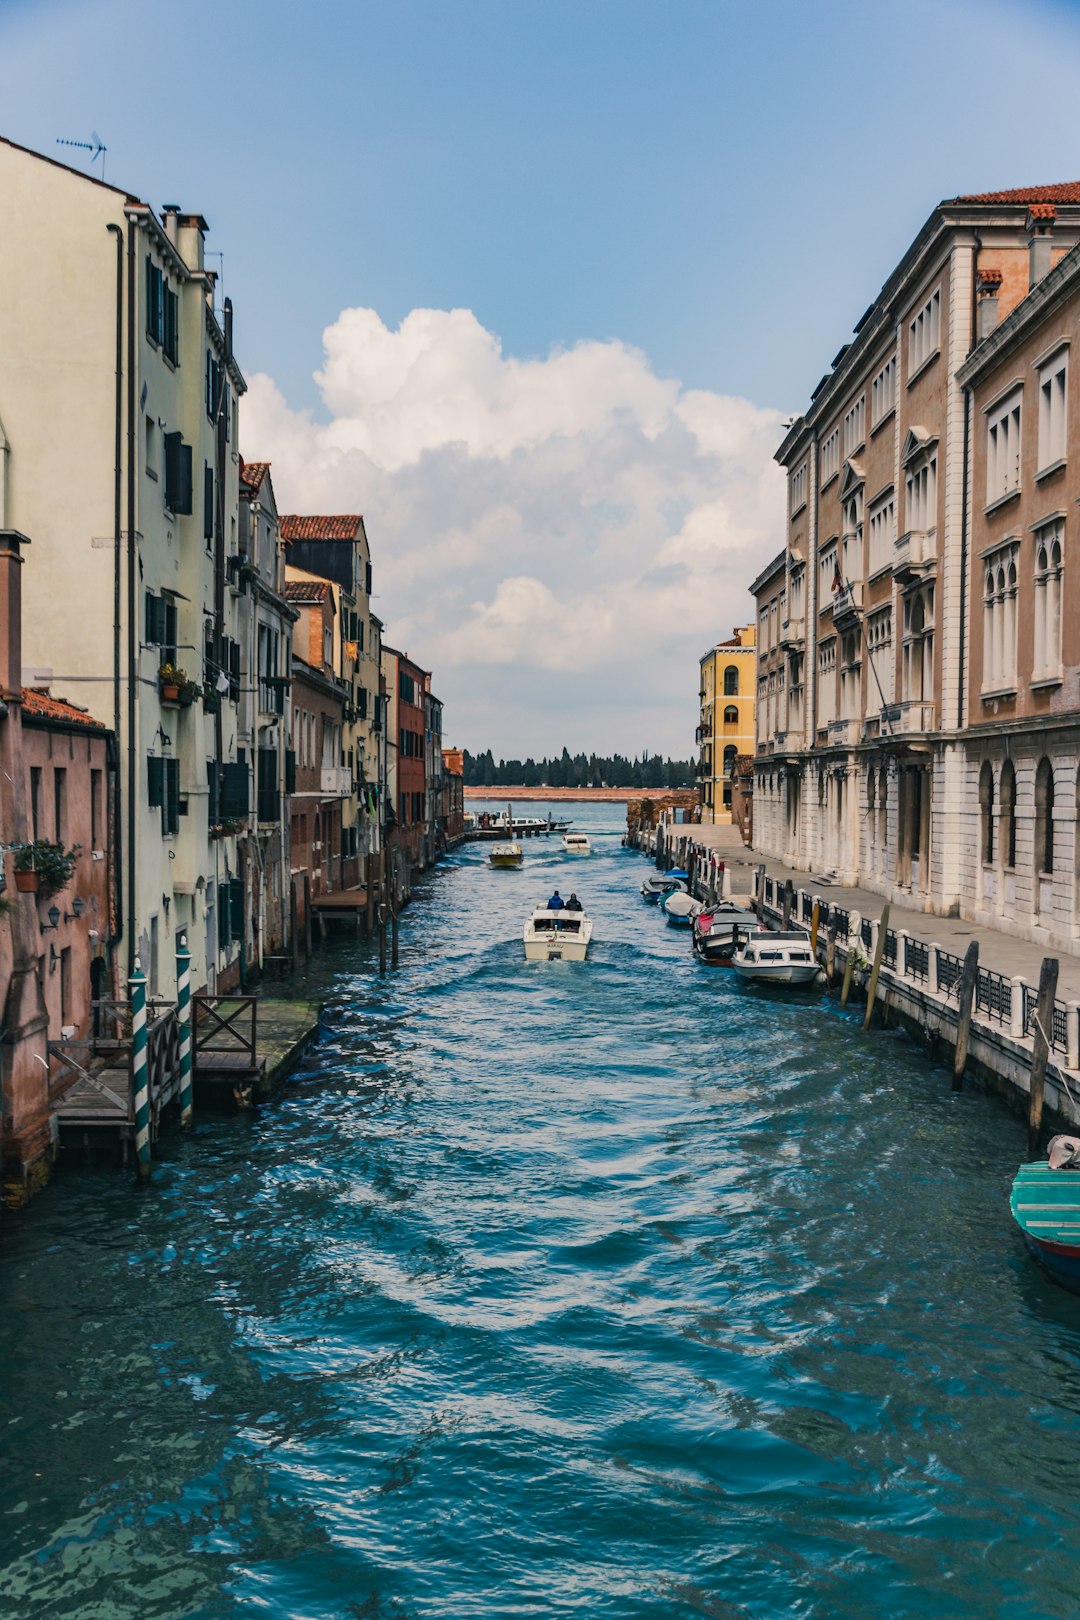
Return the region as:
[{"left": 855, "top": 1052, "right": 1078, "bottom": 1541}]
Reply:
[
  {"left": 1021, "top": 984, "right": 1069, "bottom": 1055},
  {"left": 906, "top": 938, "right": 929, "bottom": 982},
  {"left": 883, "top": 930, "right": 897, "bottom": 967},
  {"left": 936, "top": 949, "right": 963, "bottom": 998},
  {"left": 976, "top": 968, "right": 1012, "bottom": 1026}
]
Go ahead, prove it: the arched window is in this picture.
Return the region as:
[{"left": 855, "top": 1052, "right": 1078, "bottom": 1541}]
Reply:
[
  {"left": 723, "top": 744, "right": 738, "bottom": 777},
  {"left": 1036, "top": 757, "right": 1055, "bottom": 875},
  {"left": 724, "top": 665, "right": 739, "bottom": 696},
  {"left": 1000, "top": 760, "right": 1016, "bottom": 869},
  {"left": 979, "top": 760, "right": 995, "bottom": 866},
  {"left": 723, "top": 705, "right": 739, "bottom": 724}
]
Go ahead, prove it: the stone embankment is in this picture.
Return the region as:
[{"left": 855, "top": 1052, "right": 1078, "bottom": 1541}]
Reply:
[{"left": 627, "top": 817, "right": 1080, "bottom": 1134}]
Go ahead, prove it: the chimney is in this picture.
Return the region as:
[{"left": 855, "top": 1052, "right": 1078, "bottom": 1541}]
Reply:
[
  {"left": 976, "top": 267, "right": 1003, "bottom": 341},
  {"left": 0, "top": 530, "right": 29, "bottom": 701},
  {"left": 177, "top": 212, "right": 208, "bottom": 273},
  {"left": 1028, "top": 204, "right": 1056, "bottom": 288},
  {"left": 162, "top": 204, "right": 180, "bottom": 247}
]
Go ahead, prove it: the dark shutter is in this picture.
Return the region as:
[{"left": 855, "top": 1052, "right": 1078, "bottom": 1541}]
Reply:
[
  {"left": 164, "top": 758, "right": 181, "bottom": 835},
  {"left": 218, "top": 893, "right": 230, "bottom": 948},
  {"left": 176, "top": 442, "right": 192, "bottom": 514},
  {"left": 203, "top": 464, "right": 214, "bottom": 541},
  {"left": 230, "top": 877, "right": 245, "bottom": 940},
  {"left": 358, "top": 687, "right": 367, "bottom": 719},
  {"left": 257, "top": 748, "right": 280, "bottom": 823},
  {"left": 221, "top": 761, "right": 248, "bottom": 818},
  {"left": 285, "top": 749, "right": 296, "bottom": 795},
  {"left": 365, "top": 561, "right": 372, "bottom": 595},
  {"left": 207, "top": 760, "right": 219, "bottom": 824},
  {"left": 163, "top": 599, "right": 177, "bottom": 664},
  {"left": 229, "top": 639, "right": 241, "bottom": 702},
  {"left": 163, "top": 285, "right": 179, "bottom": 364},
  {"left": 145, "top": 590, "right": 162, "bottom": 645},
  {"left": 147, "top": 755, "right": 164, "bottom": 807}
]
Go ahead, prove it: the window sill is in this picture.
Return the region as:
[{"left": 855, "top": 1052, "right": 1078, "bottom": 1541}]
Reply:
[
  {"left": 1035, "top": 458, "right": 1066, "bottom": 483},
  {"left": 791, "top": 501, "right": 807, "bottom": 520},
  {"left": 867, "top": 562, "right": 894, "bottom": 584},
  {"left": 1030, "top": 672, "right": 1063, "bottom": 691},
  {"left": 870, "top": 407, "right": 896, "bottom": 439},
  {"left": 980, "top": 685, "right": 1018, "bottom": 701},
  {"left": 907, "top": 349, "right": 941, "bottom": 389},
  {"left": 146, "top": 468, "right": 158, "bottom": 482},
  {"left": 984, "top": 489, "right": 1021, "bottom": 517},
  {"left": 820, "top": 471, "right": 839, "bottom": 493}
]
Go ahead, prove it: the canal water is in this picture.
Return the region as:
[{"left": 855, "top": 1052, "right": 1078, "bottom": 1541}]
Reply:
[{"left": 3, "top": 801, "right": 1080, "bottom": 1619}]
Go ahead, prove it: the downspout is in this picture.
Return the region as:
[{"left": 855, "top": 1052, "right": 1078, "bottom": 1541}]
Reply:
[
  {"left": 126, "top": 212, "right": 138, "bottom": 980},
  {"left": 106, "top": 222, "right": 124, "bottom": 968}
]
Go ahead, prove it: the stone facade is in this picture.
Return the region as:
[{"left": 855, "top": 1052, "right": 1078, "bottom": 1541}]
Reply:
[{"left": 697, "top": 626, "right": 756, "bottom": 823}]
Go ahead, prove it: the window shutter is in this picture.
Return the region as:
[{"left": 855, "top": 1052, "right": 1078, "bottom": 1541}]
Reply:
[
  {"left": 218, "top": 893, "right": 230, "bottom": 948},
  {"left": 164, "top": 431, "right": 181, "bottom": 509},
  {"left": 365, "top": 561, "right": 372, "bottom": 595},
  {"left": 221, "top": 761, "right": 249, "bottom": 819},
  {"left": 147, "top": 755, "right": 164, "bottom": 807},
  {"left": 203, "top": 464, "right": 214, "bottom": 541},
  {"left": 145, "top": 590, "right": 158, "bottom": 645},
  {"left": 207, "top": 760, "right": 219, "bottom": 824},
  {"left": 176, "top": 442, "right": 193, "bottom": 515},
  {"left": 145, "top": 255, "right": 154, "bottom": 336},
  {"left": 229, "top": 639, "right": 241, "bottom": 702},
  {"left": 164, "top": 758, "right": 181, "bottom": 835},
  {"left": 163, "top": 600, "right": 177, "bottom": 662},
  {"left": 258, "top": 747, "right": 279, "bottom": 823},
  {"left": 230, "top": 877, "right": 245, "bottom": 940},
  {"left": 358, "top": 687, "right": 367, "bottom": 720},
  {"left": 285, "top": 749, "right": 296, "bottom": 795}
]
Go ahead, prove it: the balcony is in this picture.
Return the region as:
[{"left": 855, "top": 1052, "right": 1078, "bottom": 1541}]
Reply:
[
  {"left": 831, "top": 581, "right": 863, "bottom": 630},
  {"left": 883, "top": 700, "right": 936, "bottom": 736},
  {"left": 778, "top": 614, "right": 804, "bottom": 650},
  {"left": 320, "top": 766, "right": 352, "bottom": 797},
  {"left": 828, "top": 718, "right": 855, "bottom": 744},
  {"left": 894, "top": 528, "right": 937, "bottom": 584}
]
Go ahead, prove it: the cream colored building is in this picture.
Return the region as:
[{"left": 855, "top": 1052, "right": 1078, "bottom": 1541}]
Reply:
[
  {"left": 0, "top": 135, "right": 249, "bottom": 994},
  {"left": 697, "top": 627, "right": 756, "bottom": 823}
]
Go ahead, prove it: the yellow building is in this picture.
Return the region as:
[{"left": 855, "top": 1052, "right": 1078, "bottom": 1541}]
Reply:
[{"left": 697, "top": 626, "right": 756, "bottom": 823}]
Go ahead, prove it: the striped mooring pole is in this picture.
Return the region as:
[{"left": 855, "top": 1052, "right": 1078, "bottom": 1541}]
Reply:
[
  {"left": 130, "top": 957, "right": 151, "bottom": 1181},
  {"left": 177, "top": 931, "right": 193, "bottom": 1130}
]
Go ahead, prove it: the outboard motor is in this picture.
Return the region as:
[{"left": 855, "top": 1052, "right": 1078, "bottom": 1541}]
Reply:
[{"left": 1046, "top": 1134, "right": 1080, "bottom": 1169}]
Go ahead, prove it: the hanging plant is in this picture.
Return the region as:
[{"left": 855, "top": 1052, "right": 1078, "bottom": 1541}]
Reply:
[{"left": 14, "top": 840, "right": 82, "bottom": 900}]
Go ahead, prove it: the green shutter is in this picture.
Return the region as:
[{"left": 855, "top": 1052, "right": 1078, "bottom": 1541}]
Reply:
[
  {"left": 230, "top": 877, "right": 245, "bottom": 940},
  {"left": 207, "top": 760, "right": 219, "bottom": 824},
  {"left": 147, "top": 755, "right": 164, "bottom": 807},
  {"left": 218, "top": 890, "right": 230, "bottom": 948},
  {"left": 164, "top": 758, "right": 180, "bottom": 835}
]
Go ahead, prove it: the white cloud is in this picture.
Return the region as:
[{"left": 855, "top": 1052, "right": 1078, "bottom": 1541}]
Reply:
[{"left": 243, "top": 306, "right": 786, "bottom": 756}]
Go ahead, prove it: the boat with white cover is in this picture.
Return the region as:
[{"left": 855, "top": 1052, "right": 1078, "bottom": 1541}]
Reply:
[
  {"left": 489, "top": 841, "right": 524, "bottom": 868},
  {"left": 692, "top": 905, "right": 763, "bottom": 964},
  {"left": 641, "top": 868, "right": 689, "bottom": 903},
  {"left": 522, "top": 906, "right": 593, "bottom": 961},
  {"left": 562, "top": 833, "right": 592, "bottom": 855},
  {"left": 662, "top": 889, "right": 705, "bottom": 928},
  {"left": 731, "top": 928, "right": 821, "bottom": 987}
]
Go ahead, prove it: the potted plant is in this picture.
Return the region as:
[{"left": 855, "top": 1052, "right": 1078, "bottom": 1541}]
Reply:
[
  {"left": 159, "top": 663, "right": 186, "bottom": 702},
  {"left": 202, "top": 683, "right": 221, "bottom": 714},
  {"left": 15, "top": 840, "right": 81, "bottom": 899}
]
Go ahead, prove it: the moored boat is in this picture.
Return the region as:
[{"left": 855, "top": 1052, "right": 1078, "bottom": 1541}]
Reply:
[
  {"left": 1010, "top": 1138, "right": 1080, "bottom": 1292},
  {"left": 522, "top": 905, "right": 593, "bottom": 961},
  {"left": 490, "top": 841, "right": 524, "bottom": 868},
  {"left": 662, "top": 889, "right": 704, "bottom": 928},
  {"left": 641, "top": 868, "right": 689, "bottom": 903},
  {"left": 562, "top": 833, "right": 592, "bottom": 855},
  {"left": 731, "top": 928, "right": 820, "bottom": 986},
  {"left": 693, "top": 905, "right": 763, "bottom": 964}
]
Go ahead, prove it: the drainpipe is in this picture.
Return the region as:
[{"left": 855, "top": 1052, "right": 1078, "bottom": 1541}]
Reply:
[
  {"left": 106, "top": 222, "right": 124, "bottom": 966},
  {"left": 126, "top": 211, "right": 139, "bottom": 980},
  {"left": 958, "top": 384, "right": 971, "bottom": 731}
]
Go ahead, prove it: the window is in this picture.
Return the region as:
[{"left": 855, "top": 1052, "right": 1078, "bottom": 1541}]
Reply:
[
  {"left": 789, "top": 567, "right": 805, "bottom": 621},
  {"left": 981, "top": 541, "right": 1019, "bottom": 693},
  {"left": 902, "top": 585, "right": 934, "bottom": 705},
  {"left": 979, "top": 760, "right": 995, "bottom": 865},
  {"left": 1033, "top": 520, "right": 1064, "bottom": 681},
  {"left": 163, "top": 432, "right": 193, "bottom": 514},
  {"left": 791, "top": 461, "right": 808, "bottom": 516},
  {"left": 145, "top": 591, "right": 178, "bottom": 664},
  {"left": 820, "top": 427, "right": 840, "bottom": 488},
  {"left": 146, "top": 257, "right": 163, "bottom": 344},
  {"left": 723, "top": 705, "right": 739, "bottom": 724},
  {"left": 162, "top": 285, "right": 179, "bottom": 366},
  {"left": 843, "top": 396, "right": 865, "bottom": 456},
  {"left": 1035, "top": 756, "right": 1055, "bottom": 875},
  {"left": 723, "top": 665, "right": 739, "bottom": 696},
  {"left": 819, "top": 540, "right": 839, "bottom": 602},
  {"left": 906, "top": 455, "right": 937, "bottom": 532},
  {"left": 987, "top": 390, "right": 1022, "bottom": 502},
  {"left": 30, "top": 766, "right": 41, "bottom": 840},
  {"left": 1038, "top": 350, "right": 1068, "bottom": 471},
  {"left": 1000, "top": 760, "right": 1017, "bottom": 868},
  {"left": 53, "top": 768, "right": 66, "bottom": 842},
  {"left": 866, "top": 608, "right": 894, "bottom": 710},
  {"left": 204, "top": 464, "right": 215, "bottom": 543},
  {"left": 839, "top": 630, "right": 861, "bottom": 720},
  {"left": 817, "top": 637, "right": 837, "bottom": 727},
  {"left": 872, "top": 355, "right": 897, "bottom": 426},
  {"left": 868, "top": 489, "right": 896, "bottom": 574},
  {"left": 400, "top": 671, "right": 417, "bottom": 705},
  {"left": 206, "top": 351, "right": 223, "bottom": 423},
  {"left": 148, "top": 755, "right": 180, "bottom": 834},
  {"left": 842, "top": 487, "right": 863, "bottom": 584},
  {"left": 60, "top": 946, "right": 71, "bottom": 1026},
  {"left": 908, "top": 287, "right": 941, "bottom": 375}
]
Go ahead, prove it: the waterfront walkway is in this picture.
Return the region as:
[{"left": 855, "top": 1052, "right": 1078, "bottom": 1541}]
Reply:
[{"left": 688, "top": 822, "right": 1080, "bottom": 1001}]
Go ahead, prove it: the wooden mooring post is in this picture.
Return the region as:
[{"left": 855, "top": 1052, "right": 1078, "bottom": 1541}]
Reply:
[
  {"left": 952, "top": 940, "right": 980, "bottom": 1091},
  {"left": 840, "top": 940, "right": 856, "bottom": 1009},
  {"left": 862, "top": 904, "right": 890, "bottom": 1031},
  {"left": 378, "top": 851, "right": 387, "bottom": 976},
  {"left": 810, "top": 898, "right": 820, "bottom": 956},
  {"left": 782, "top": 879, "right": 793, "bottom": 929},
  {"left": 755, "top": 863, "right": 766, "bottom": 923},
  {"left": 1028, "top": 955, "right": 1060, "bottom": 1159},
  {"left": 825, "top": 921, "right": 837, "bottom": 986},
  {"left": 390, "top": 852, "right": 400, "bottom": 969}
]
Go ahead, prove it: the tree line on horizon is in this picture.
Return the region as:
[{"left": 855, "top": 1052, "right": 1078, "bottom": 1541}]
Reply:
[{"left": 462, "top": 749, "right": 695, "bottom": 789}]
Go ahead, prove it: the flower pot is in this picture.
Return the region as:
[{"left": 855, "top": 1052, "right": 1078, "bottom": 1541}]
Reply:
[
  {"left": 161, "top": 683, "right": 180, "bottom": 703},
  {"left": 14, "top": 869, "right": 38, "bottom": 893}
]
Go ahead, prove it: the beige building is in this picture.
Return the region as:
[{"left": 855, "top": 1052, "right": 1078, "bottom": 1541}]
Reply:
[
  {"left": 697, "top": 626, "right": 756, "bottom": 823},
  {"left": 0, "top": 135, "right": 249, "bottom": 995},
  {"left": 754, "top": 181, "right": 1080, "bottom": 931}
]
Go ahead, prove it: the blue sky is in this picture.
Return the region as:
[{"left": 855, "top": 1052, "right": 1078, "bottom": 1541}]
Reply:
[{"left": 4, "top": 0, "right": 1080, "bottom": 754}]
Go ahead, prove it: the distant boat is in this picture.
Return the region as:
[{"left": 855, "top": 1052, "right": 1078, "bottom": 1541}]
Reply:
[
  {"left": 732, "top": 928, "right": 820, "bottom": 987},
  {"left": 562, "top": 833, "right": 591, "bottom": 855},
  {"left": 1010, "top": 1141, "right": 1080, "bottom": 1293},
  {"left": 490, "top": 842, "right": 524, "bottom": 868},
  {"left": 693, "top": 905, "right": 763, "bottom": 964},
  {"left": 662, "top": 889, "right": 704, "bottom": 928},
  {"left": 523, "top": 905, "right": 592, "bottom": 962}
]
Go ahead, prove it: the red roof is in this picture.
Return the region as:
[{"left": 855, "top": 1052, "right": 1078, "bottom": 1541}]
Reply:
[
  {"left": 951, "top": 182, "right": 1080, "bottom": 205},
  {"left": 21, "top": 688, "right": 108, "bottom": 730},
  {"left": 284, "top": 579, "right": 331, "bottom": 603},
  {"left": 280, "top": 515, "right": 362, "bottom": 542},
  {"left": 239, "top": 459, "right": 270, "bottom": 493}
]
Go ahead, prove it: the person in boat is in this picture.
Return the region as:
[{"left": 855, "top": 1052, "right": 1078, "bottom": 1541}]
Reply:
[
  {"left": 546, "top": 889, "right": 564, "bottom": 911},
  {"left": 564, "top": 893, "right": 582, "bottom": 912}
]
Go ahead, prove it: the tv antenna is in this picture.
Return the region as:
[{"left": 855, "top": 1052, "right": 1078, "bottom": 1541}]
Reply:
[{"left": 56, "top": 131, "right": 107, "bottom": 180}]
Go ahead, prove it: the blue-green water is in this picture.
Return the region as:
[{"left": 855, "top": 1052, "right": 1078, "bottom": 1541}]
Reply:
[{"left": 3, "top": 801, "right": 1080, "bottom": 1619}]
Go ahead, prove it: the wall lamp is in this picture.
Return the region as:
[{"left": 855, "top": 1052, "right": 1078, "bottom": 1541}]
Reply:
[
  {"left": 40, "top": 904, "right": 61, "bottom": 933},
  {"left": 64, "top": 897, "right": 86, "bottom": 922}
]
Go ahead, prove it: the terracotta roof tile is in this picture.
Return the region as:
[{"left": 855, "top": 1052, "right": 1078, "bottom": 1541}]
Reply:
[
  {"left": 20, "top": 688, "right": 108, "bottom": 729},
  {"left": 284, "top": 579, "right": 331, "bottom": 603},
  {"left": 951, "top": 182, "right": 1080, "bottom": 205},
  {"left": 280, "top": 515, "right": 362, "bottom": 542},
  {"left": 239, "top": 459, "right": 271, "bottom": 493}
]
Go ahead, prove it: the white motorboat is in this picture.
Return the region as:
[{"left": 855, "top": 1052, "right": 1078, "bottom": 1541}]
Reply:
[
  {"left": 692, "top": 905, "right": 763, "bottom": 964},
  {"left": 731, "top": 928, "right": 821, "bottom": 987},
  {"left": 489, "top": 841, "right": 524, "bottom": 868},
  {"left": 662, "top": 889, "right": 705, "bottom": 928},
  {"left": 523, "top": 905, "right": 593, "bottom": 961},
  {"left": 562, "top": 833, "right": 592, "bottom": 855},
  {"left": 641, "top": 868, "right": 689, "bottom": 903}
]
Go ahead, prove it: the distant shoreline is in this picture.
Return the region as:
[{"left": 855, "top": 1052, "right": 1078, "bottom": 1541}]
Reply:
[{"left": 463, "top": 786, "right": 690, "bottom": 802}]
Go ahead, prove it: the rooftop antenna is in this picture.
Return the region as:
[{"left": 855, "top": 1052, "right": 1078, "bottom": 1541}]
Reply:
[{"left": 56, "top": 131, "right": 107, "bottom": 180}]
